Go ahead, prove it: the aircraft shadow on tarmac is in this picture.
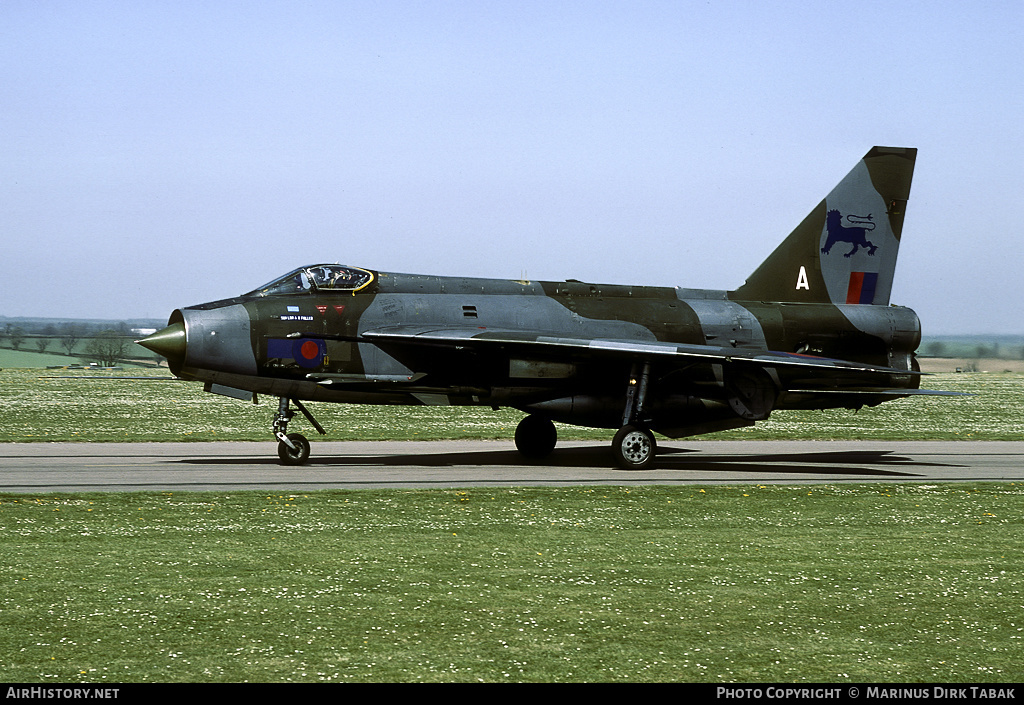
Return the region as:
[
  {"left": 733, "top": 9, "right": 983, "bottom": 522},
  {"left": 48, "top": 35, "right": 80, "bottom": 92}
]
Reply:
[{"left": 181, "top": 445, "right": 960, "bottom": 478}]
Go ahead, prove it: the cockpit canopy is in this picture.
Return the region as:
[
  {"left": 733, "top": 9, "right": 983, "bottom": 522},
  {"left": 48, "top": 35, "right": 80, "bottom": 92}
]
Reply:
[{"left": 247, "top": 264, "right": 374, "bottom": 297}]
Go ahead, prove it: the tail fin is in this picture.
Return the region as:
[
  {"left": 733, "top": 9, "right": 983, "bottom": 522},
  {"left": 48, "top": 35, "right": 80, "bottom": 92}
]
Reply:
[{"left": 730, "top": 146, "right": 916, "bottom": 305}]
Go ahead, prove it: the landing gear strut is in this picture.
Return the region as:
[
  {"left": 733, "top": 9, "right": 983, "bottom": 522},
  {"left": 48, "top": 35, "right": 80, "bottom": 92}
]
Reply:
[
  {"left": 613, "top": 362, "right": 657, "bottom": 470},
  {"left": 274, "top": 397, "right": 326, "bottom": 466}
]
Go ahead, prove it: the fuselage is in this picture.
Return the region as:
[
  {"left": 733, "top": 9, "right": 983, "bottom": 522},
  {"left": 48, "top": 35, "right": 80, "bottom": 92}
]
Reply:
[{"left": 150, "top": 265, "right": 922, "bottom": 436}]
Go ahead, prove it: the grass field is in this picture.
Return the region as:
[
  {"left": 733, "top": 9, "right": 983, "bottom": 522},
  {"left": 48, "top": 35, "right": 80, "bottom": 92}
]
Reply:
[
  {"left": 2, "top": 368, "right": 1022, "bottom": 683},
  {"left": 0, "top": 367, "right": 1019, "bottom": 443},
  {"left": 1, "top": 484, "right": 1021, "bottom": 683}
]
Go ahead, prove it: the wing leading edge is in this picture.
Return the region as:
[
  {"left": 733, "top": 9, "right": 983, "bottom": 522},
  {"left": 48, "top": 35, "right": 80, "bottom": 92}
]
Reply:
[{"left": 356, "top": 325, "right": 924, "bottom": 379}]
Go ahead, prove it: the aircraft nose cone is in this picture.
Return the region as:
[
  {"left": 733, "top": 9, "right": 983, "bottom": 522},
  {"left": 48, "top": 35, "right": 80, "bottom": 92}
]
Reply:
[{"left": 136, "top": 322, "right": 186, "bottom": 361}]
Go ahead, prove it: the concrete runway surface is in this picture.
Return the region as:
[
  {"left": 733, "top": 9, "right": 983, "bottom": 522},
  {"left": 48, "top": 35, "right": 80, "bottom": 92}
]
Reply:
[{"left": 1, "top": 440, "right": 1022, "bottom": 492}]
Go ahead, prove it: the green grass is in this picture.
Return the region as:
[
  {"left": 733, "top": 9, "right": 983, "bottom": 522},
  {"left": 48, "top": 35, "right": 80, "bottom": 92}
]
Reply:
[
  {"left": 0, "top": 368, "right": 1018, "bottom": 443},
  {"left": 0, "top": 349, "right": 95, "bottom": 368},
  {"left": 2, "top": 370, "right": 1022, "bottom": 683},
  {"left": 1, "top": 484, "right": 1021, "bottom": 683}
]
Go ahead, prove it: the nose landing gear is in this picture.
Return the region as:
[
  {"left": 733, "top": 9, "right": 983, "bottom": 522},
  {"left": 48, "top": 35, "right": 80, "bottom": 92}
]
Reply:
[
  {"left": 274, "top": 397, "right": 326, "bottom": 466},
  {"left": 278, "top": 432, "right": 311, "bottom": 465}
]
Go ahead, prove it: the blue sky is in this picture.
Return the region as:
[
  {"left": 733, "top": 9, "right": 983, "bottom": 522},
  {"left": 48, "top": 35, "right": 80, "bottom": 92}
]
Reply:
[{"left": 2, "top": 1, "right": 1022, "bottom": 334}]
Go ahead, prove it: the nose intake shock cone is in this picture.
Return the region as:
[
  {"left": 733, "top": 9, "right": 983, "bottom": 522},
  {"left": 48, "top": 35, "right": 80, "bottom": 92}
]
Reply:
[{"left": 136, "top": 322, "right": 186, "bottom": 362}]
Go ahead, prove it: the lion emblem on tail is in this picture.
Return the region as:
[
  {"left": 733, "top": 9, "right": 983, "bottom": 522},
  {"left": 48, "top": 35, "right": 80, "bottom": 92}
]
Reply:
[{"left": 821, "top": 210, "right": 877, "bottom": 257}]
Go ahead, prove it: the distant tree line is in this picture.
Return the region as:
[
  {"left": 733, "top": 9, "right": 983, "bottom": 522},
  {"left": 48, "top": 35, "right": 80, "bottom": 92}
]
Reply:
[
  {"left": 0, "top": 321, "right": 163, "bottom": 366},
  {"left": 922, "top": 340, "right": 1024, "bottom": 360}
]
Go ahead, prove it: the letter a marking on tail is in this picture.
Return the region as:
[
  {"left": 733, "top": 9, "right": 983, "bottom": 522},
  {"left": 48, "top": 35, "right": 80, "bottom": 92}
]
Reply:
[{"left": 796, "top": 266, "right": 810, "bottom": 290}]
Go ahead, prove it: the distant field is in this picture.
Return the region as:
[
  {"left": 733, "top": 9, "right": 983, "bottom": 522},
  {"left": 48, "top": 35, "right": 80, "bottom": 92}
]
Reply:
[
  {"left": 0, "top": 367, "right": 1018, "bottom": 443},
  {"left": 0, "top": 344, "right": 156, "bottom": 370},
  {"left": 919, "top": 357, "right": 1024, "bottom": 373}
]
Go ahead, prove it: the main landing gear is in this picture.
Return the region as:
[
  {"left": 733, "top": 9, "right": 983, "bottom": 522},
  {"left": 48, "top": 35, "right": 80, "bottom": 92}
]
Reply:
[
  {"left": 611, "top": 425, "right": 657, "bottom": 470},
  {"left": 514, "top": 414, "right": 558, "bottom": 460},
  {"left": 514, "top": 361, "right": 659, "bottom": 471},
  {"left": 612, "top": 361, "right": 656, "bottom": 470},
  {"left": 273, "top": 397, "right": 326, "bottom": 466}
]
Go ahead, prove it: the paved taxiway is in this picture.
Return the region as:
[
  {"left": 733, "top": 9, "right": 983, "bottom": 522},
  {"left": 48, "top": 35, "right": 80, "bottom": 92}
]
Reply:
[{"left": 1, "top": 440, "right": 1022, "bottom": 492}]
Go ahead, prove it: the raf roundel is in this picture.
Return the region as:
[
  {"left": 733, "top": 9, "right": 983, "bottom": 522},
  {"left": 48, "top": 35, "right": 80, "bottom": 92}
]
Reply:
[
  {"left": 300, "top": 341, "right": 320, "bottom": 360},
  {"left": 293, "top": 338, "right": 326, "bottom": 369}
]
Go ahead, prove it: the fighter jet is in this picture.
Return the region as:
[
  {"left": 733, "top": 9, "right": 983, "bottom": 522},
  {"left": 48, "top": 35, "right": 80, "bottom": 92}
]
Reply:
[{"left": 139, "top": 146, "right": 957, "bottom": 469}]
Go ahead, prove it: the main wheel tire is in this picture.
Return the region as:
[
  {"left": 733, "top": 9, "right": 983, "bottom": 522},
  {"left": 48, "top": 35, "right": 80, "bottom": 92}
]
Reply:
[
  {"left": 514, "top": 415, "right": 558, "bottom": 460},
  {"left": 612, "top": 425, "right": 656, "bottom": 470},
  {"left": 277, "top": 432, "right": 311, "bottom": 466}
]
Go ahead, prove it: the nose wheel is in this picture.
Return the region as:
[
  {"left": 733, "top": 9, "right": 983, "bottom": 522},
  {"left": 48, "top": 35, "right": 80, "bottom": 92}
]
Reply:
[
  {"left": 277, "top": 433, "right": 311, "bottom": 465},
  {"left": 273, "top": 397, "right": 325, "bottom": 466}
]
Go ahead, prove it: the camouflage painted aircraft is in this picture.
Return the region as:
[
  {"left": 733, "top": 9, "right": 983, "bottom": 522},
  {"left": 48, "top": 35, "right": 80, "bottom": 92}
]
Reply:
[{"left": 138, "top": 146, "right": 957, "bottom": 469}]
